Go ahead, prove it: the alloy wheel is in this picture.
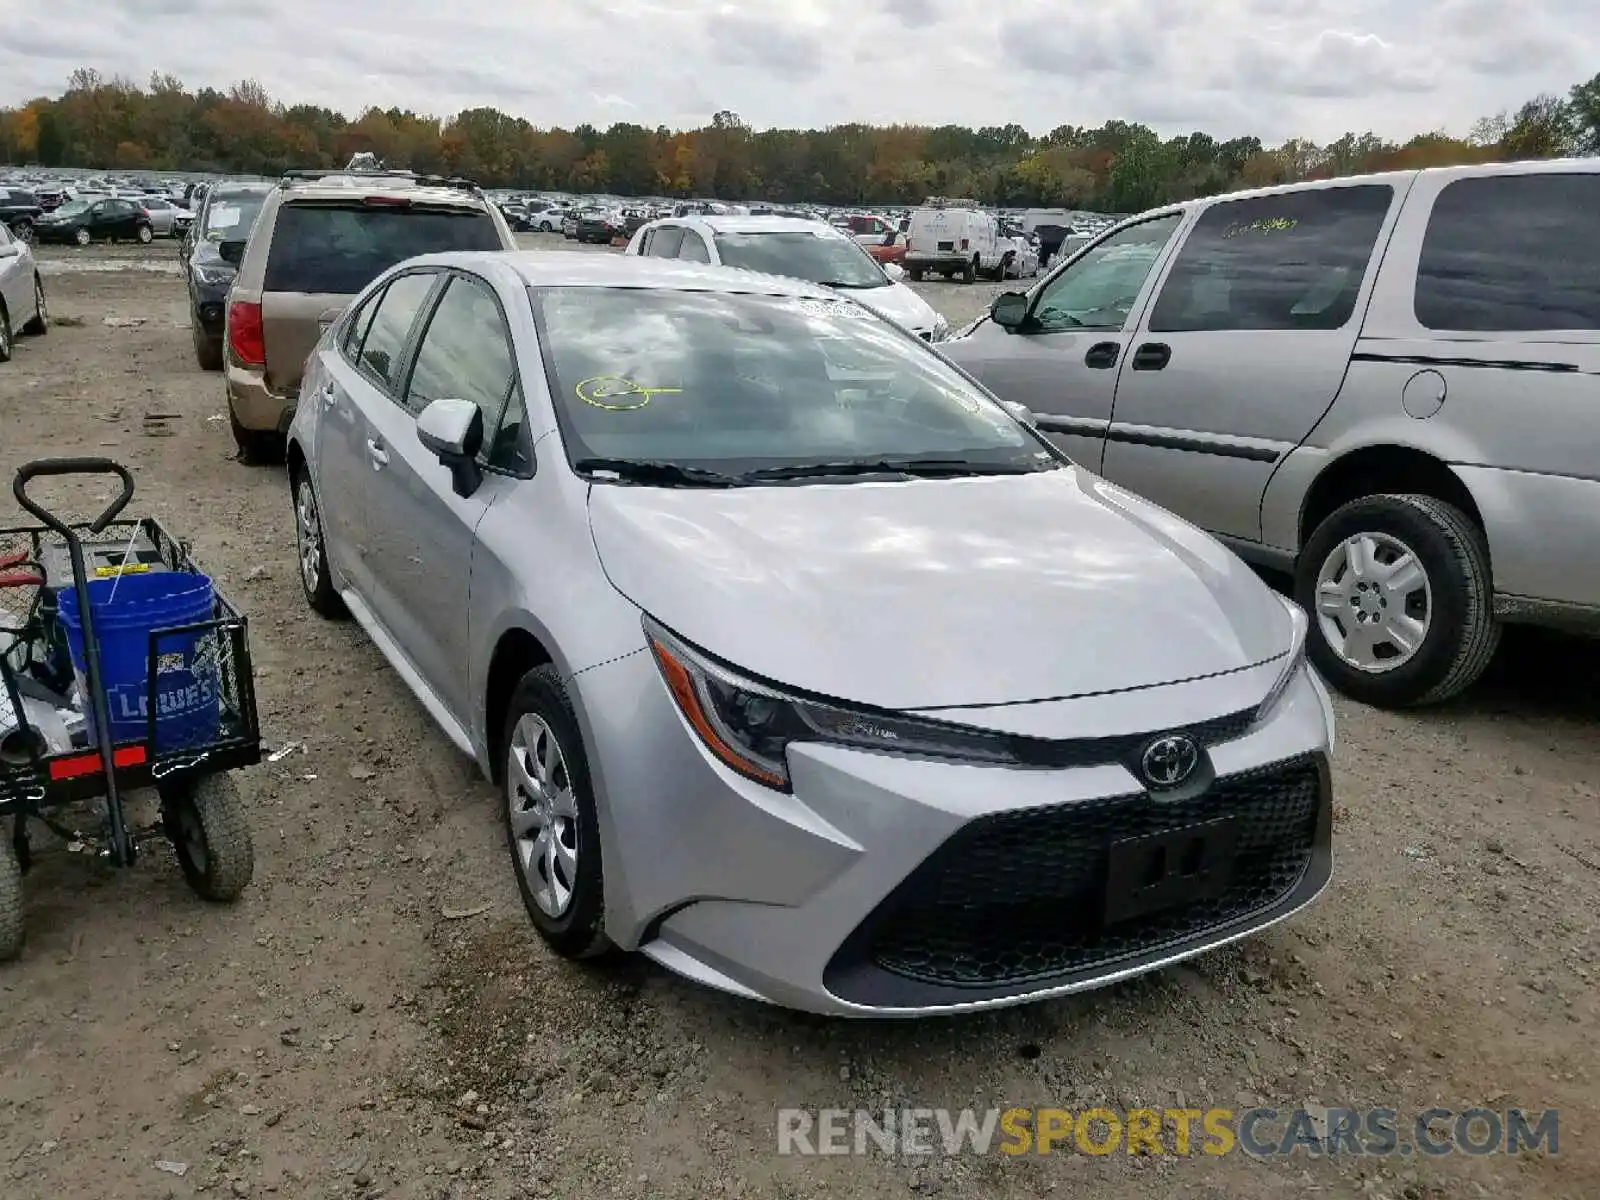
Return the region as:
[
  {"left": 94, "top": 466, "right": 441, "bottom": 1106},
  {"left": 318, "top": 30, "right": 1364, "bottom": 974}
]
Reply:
[
  {"left": 295, "top": 479, "right": 323, "bottom": 594},
  {"left": 506, "top": 714, "right": 580, "bottom": 919},
  {"left": 1314, "top": 531, "right": 1433, "bottom": 672}
]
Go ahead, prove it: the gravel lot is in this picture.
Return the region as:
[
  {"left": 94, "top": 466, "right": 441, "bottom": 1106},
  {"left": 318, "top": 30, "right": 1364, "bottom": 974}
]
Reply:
[{"left": 0, "top": 233, "right": 1596, "bottom": 1200}]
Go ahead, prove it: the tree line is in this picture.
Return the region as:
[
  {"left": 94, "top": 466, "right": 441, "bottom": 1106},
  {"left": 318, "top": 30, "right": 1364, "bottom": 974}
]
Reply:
[{"left": 3, "top": 68, "right": 1599, "bottom": 212}]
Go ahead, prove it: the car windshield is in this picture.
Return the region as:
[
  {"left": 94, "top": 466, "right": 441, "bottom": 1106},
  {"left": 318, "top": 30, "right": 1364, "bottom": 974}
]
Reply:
[
  {"left": 54, "top": 200, "right": 90, "bottom": 217},
  {"left": 713, "top": 231, "right": 889, "bottom": 289},
  {"left": 263, "top": 203, "right": 502, "bottom": 293},
  {"left": 204, "top": 192, "right": 267, "bottom": 239},
  {"left": 532, "top": 287, "right": 1057, "bottom": 482}
]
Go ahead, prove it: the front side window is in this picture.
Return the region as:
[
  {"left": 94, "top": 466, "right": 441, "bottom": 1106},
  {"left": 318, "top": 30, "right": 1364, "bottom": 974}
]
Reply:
[
  {"left": 406, "top": 275, "right": 517, "bottom": 438},
  {"left": 1031, "top": 215, "right": 1182, "bottom": 333},
  {"left": 1148, "top": 185, "right": 1393, "bottom": 333},
  {"left": 676, "top": 234, "right": 711, "bottom": 263},
  {"left": 712, "top": 232, "right": 887, "bottom": 289},
  {"left": 1415, "top": 173, "right": 1600, "bottom": 331},
  {"left": 263, "top": 203, "right": 502, "bottom": 294},
  {"left": 357, "top": 271, "right": 435, "bottom": 391},
  {"left": 531, "top": 287, "right": 1056, "bottom": 480}
]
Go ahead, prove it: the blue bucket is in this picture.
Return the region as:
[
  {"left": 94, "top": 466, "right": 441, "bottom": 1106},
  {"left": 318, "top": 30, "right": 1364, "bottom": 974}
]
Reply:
[{"left": 56, "top": 571, "right": 222, "bottom": 752}]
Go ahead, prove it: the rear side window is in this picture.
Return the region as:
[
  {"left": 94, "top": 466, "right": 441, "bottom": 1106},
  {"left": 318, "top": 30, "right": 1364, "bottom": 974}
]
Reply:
[
  {"left": 1148, "top": 185, "right": 1393, "bottom": 333},
  {"left": 356, "top": 272, "right": 436, "bottom": 392},
  {"left": 646, "top": 227, "right": 684, "bottom": 257},
  {"left": 1414, "top": 174, "right": 1600, "bottom": 331},
  {"left": 263, "top": 203, "right": 502, "bottom": 294},
  {"left": 677, "top": 234, "right": 710, "bottom": 263}
]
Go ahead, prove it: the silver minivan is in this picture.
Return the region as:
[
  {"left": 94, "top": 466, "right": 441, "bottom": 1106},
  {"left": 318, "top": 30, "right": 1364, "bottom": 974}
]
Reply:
[{"left": 942, "top": 159, "right": 1600, "bottom": 708}]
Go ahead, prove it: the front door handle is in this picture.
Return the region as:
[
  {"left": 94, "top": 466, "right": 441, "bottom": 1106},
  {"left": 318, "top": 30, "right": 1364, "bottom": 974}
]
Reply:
[
  {"left": 1084, "top": 341, "right": 1120, "bottom": 370},
  {"left": 1131, "top": 342, "right": 1172, "bottom": 371},
  {"left": 366, "top": 438, "right": 389, "bottom": 468}
]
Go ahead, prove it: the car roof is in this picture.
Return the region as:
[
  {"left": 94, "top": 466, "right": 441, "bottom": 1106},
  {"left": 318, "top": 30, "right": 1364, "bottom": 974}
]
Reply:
[
  {"left": 278, "top": 174, "right": 488, "bottom": 209},
  {"left": 673, "top": 214, "right": 837, "bottom": 237},
  {"left": 405, "top": 250, "right": 842, "bottom": 299}
]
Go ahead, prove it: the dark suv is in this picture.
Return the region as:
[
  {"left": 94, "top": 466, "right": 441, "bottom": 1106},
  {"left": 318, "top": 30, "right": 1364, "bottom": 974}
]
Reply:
[
  {"left": 181, "top": 181, "right": 273, "bottom": 371},
  {"left": 222, "top": 168, "right": 516, "bottom": 461},
  {"left": 0, "top": 189, "right": 44, "bottom": 240}
]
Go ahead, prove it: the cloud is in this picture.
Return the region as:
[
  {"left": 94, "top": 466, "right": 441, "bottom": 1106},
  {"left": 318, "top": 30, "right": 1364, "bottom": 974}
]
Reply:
[{"left": 0, "top": 0, "right": 1595, "bottom": 144}]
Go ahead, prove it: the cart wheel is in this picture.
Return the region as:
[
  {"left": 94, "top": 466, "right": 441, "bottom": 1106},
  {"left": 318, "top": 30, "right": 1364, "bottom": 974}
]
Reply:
[
  {"left": 161, "top": 774, "right": 255, "bottom": 902},
  {"left": 0, "top": 837, "right": 22, "bottom": 962}
]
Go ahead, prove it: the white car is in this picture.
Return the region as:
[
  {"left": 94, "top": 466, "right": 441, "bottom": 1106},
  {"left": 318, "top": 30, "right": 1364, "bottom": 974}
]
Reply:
[
  {"left": 1000, "top": 234, "right": 1040, "bottom": 279},
  {"left": 625, "top": 215, "right": 950, "bottom": 342},
  {"left": 0, "top": 221, "right": 49, "bottom": 362}
]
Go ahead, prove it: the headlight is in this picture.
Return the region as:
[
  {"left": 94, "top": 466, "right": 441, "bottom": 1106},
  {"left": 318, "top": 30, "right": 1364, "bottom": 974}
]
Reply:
[
  {"left": 1254, "top": 595, "right": 1309, "bottom": 726},
  {"left": 192, "top": 263, "right": 235, "bottom": 286},
  {"left": 644, "top": 617, "right": 1021, "bottom": 790}
]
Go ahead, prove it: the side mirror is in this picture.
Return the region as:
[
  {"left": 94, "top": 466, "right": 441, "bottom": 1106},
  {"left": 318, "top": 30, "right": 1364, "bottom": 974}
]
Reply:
[
  {"left": 999, "top": 399, "right": 1036, "bottom": 427},
  {"left": 417, "top": 397, "right": 485, "bottom": 498},
  {"left": 217, "top": 239, "right": 245, "bottom": 266},
  {"left": 882, "top": 262, "right": 906, "bottom": 282},
  {"left": 990, "top": 291, "right": 1030, "bottom": 330}
]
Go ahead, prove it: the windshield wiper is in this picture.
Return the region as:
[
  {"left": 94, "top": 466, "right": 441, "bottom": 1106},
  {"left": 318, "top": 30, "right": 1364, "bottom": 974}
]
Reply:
[
  {"left": 572, "top": 458, "right": 741, "bottom": 487},
  {"left": 740, "top": 457, "right": 1046, "bottom": 482}
]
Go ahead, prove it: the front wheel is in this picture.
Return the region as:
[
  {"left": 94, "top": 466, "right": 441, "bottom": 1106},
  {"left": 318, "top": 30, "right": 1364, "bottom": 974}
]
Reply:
[
  {"left": 0, "top": 305, "right": 12, "bottom": 364},
  {"left": 12, "top": 220, "right": 32, "bottom": 244},
  {"left": 160, "top": 774, "right": 255, "bottom": 902},
  {"left": 1296, "top": 494, "right": 1500, "bottom": 708},
  {"left": 192, "top": 319, "right": 221, "bottom": 370},
  {"left": 501, "top": 665, "right": 610, "bottom": 960}
]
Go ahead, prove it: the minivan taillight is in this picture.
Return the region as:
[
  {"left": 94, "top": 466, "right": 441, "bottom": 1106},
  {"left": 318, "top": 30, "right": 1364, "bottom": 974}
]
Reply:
[
  {"left": 960, "top": 237, "right": 969, "bottom": 251},
  {"left": 227, "top": 300, "right": 265, "bottom": 367}
]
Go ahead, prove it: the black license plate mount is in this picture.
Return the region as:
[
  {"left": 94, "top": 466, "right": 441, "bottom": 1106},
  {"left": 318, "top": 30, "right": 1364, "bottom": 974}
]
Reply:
[{"left": 1103, "top": 817, "right": 1239, "bottom": 926}]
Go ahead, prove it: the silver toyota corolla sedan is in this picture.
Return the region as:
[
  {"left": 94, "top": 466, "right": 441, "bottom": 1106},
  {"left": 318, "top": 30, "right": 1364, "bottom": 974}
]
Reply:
[{"left": 286, "top": 251, "right": 1336, "bottom": 1016}]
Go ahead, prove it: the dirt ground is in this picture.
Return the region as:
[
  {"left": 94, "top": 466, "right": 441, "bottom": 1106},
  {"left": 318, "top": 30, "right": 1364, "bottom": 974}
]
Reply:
[{"left": 0, "top": 234, "right": 1596, "bottom": 1200}]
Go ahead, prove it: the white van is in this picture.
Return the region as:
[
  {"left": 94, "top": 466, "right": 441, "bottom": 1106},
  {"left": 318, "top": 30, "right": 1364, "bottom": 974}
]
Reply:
[{"left": 904, "top": 200, "right": 1004, "bottom": 283}]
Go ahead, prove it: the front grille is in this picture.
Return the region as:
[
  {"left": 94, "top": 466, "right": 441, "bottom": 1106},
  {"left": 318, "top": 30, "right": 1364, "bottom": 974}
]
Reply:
[{"left": 861, "top": 755, "right": 1323, "bottom": 989}]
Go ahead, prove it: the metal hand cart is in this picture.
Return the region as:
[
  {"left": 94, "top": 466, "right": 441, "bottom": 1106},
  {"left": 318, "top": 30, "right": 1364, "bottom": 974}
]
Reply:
[{"left": 0, "top": 458, "right": 260, "bottom": 960}]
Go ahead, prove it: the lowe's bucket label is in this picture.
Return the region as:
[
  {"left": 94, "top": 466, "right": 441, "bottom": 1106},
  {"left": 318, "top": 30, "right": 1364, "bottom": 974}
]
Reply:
[{"left": 107, "top": 631, "right": 221, "bottom": 724}]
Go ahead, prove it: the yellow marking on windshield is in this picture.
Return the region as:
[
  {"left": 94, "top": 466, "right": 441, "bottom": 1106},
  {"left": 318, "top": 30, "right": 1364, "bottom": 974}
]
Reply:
[{"left": 574, "top": 375, "right": 683, "bottom": 411}]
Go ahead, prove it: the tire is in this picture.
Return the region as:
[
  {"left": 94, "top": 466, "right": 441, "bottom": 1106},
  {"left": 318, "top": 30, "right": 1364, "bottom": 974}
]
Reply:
[
  {"left": 962, "top": 257, "right": 977, "bottom": 284},
  {"left": 1296, "top": 493, "right": 1501, "bottom": 708},
  {"left": 12, "top": 219, "right": 32, "bottom": 244},
  {"left": 0, "top": 304, "right": 11, "bottom": 364},
  {"left": 230, "top": 408, "right": 285, "bottom": 465},
  {"left": 21, "top": 275, "right": 47, "bottom": 336},
  {"left": 192, "top": 319, "right": 222, "bottom": 370},
  {"left": 136, "top": 224, "right": 154, "bottom": 244},
  {"left": 908, "top": 267, "right": 923, "bottom": 282},
  {"left": 501, "top": 664, "right": 610, "bottom": 960},
  {"left": 291, "top": 469, "right": 347, "bottom": 618},
  {"left": 160, "top": 773, "right": 254, "bottom": 902},
  {"left": 74, "top": 227, "right": 90, "bottom": 246},
  {"left": 0, "top": 837, "right": 22, "bottom": 963},
  {"left": 539, "top": 220, "right": 554, "bottom": 232}
]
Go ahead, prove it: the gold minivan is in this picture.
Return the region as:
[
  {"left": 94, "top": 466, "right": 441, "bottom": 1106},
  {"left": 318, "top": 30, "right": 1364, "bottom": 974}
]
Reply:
[{"left": 224, "top": 167, "right": 516, "bottom": 462}]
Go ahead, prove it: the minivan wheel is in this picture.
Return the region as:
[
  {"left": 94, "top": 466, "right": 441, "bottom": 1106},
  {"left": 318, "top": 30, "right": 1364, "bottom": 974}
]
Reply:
[
  {"left": 229, "top": 409, "right": 285, "bottom": 465},
  {"left": 502, "top": 665, "right": 610, "bottom": 960},
  {"left": 1297, "top": 494, "right": 1500, "bottom": 708}
]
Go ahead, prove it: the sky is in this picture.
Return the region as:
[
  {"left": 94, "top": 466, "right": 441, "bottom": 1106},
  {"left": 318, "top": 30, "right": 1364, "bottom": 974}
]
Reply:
[{"left": 3, "top": 0, "right": 1596, "bottom": 144}]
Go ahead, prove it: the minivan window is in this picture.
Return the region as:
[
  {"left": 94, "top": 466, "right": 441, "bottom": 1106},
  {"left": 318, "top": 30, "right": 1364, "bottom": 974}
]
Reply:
[
  {"left": 1148, "top": 185, "right": 1392, "bottom": 333},
  {"left": 356, "top": 272, "right": 436, "bottom": 392},
  {"left": 1031, "top": 215, "right": 1182, "bottom": 333},
  {"left": 1414, "top": 173, "right": 1600, "bottom": 332},
  {"left": 263, "top": 204, "right": 502, "bottom": 294}
]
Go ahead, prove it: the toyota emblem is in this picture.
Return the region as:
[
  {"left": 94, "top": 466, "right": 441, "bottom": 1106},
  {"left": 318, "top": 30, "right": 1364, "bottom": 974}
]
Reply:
[{"left": 1140, "top": 734, "right": 1200, "bottom": 789}]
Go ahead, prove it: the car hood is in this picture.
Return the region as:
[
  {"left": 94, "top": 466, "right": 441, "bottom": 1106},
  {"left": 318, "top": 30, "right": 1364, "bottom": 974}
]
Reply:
[
  {"left": 844, "top": 281, "right": 939, "bottom": 332},
  {"left": 587, "top": 468, "right": 1294, "bottom": 710}
]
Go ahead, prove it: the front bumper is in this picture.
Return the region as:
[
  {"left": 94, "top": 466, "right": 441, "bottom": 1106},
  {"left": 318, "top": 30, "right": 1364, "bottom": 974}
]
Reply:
[{"left": 574, "top": 650, "right": 1335, "bottom": 1016}]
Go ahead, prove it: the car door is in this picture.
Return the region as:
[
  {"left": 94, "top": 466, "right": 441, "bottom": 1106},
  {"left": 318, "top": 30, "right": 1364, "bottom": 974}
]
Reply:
[
  {"left": 360, "top": 269, "right": 523, "bottom": 719},
  {"left": 0, "top": 224, "right": 24, "bottom": 320},
  {"left": 312, "top": 270, "right": 440, "bottom": 613},
  {"left": 937, "top": 213, "right": 1185, "bottom": 472},
  {"left": 1102, "top": 182, "right": 1401, "bottom": 543}
]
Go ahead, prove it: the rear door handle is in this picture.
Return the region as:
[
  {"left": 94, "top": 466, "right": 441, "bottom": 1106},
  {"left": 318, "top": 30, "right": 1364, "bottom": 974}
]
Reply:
[
  {"left": 366, "top": 438, "right": 388, "bottom": 468},
  {"left": 1131, "top": 342, "right": 1171, "bottom": 371},
  {"left": 1084, "top": 341, "right": 1120, "bottom": 370},
  {"left": 320, "top": 383, "right": 337, "bottom": 406}
]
